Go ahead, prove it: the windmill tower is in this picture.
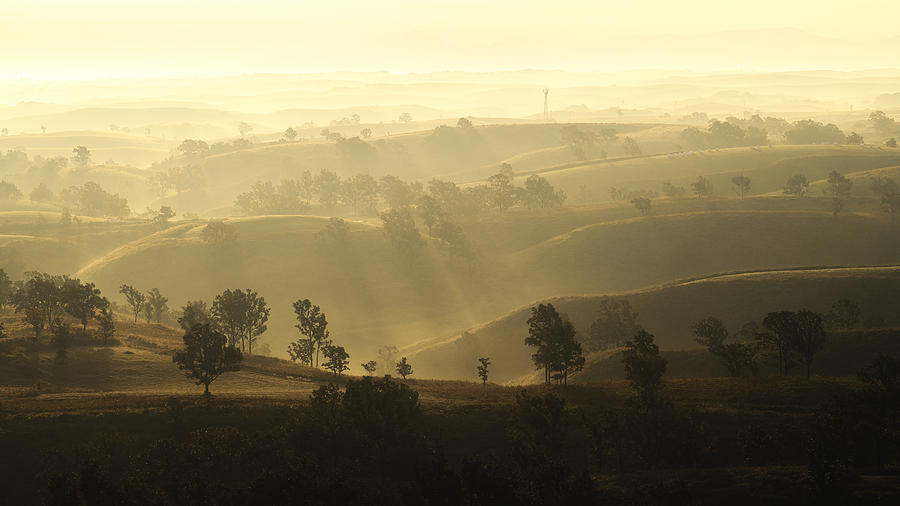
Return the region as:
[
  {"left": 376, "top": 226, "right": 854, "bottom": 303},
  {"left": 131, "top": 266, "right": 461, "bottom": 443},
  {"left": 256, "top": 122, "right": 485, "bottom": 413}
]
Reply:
[{"left": 542, "top": 88, "right": 550, "bottom": 121}]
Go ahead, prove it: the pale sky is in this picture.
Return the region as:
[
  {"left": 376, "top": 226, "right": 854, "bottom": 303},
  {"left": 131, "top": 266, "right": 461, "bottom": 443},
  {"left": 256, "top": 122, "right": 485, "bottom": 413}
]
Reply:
[{"left": 4, "top": 0, "right": 900, "bottom": 79}]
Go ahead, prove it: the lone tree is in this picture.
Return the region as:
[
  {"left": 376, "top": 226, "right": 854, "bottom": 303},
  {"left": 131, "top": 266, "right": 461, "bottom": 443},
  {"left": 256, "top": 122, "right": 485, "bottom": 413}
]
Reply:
[
  {"left": 525, "top": 303, "right": 585, "bottom": 384},
  {"left": 731, "top": 174, "right": 751, "bottom": 199},
  {"left": 172, "top": 323, "right": 242, "bottom": 395},
  {"left": 585, "top": 297, "right": 641, "bottom": 351},
  {"left": 62, "top": 279, "right": 105, "bottom": 332},
  {"left": 290, "top": 298, "right": 329, "bottom": 367},
  {"left": 783, "top": 174, "right": 810, "bottom": 197},
  {"left": 477, "top": 357, "right": 491, "bottom": 385},
  {"left": 146, "top": 288, "right": 169, "bottom": 323},
  {"left": 322, "top": 342, "right": 350, "bottom": 376},
  {"left": 362, "top": 360, "right": 377, "bottom": 376},
  {"left": 396, "top": 357, "right": 413, "bottom": 379},
  {"left": 96, "top": 306, "right": 115, "bottom": 345},
  {"left": 71, "top": 146, "right": 92, "bottom": 167},
  {"left": 202, "top": 220, "right": 237, "bottom": 245},
  {"left": 824, "top": 170, "right": 852, "bottom": 217},
  {"left": 622, "top": 330, "right": 667, "bottom": 406},
  {"left": 283, "top": 127, "right": 298, "bottom": 141},
  {"left": 119, "top": 284, "right": 146, "bottom": 323}
]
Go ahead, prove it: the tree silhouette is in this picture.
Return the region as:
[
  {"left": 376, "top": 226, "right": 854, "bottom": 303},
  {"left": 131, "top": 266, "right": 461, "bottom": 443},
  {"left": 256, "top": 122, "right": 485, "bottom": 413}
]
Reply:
[
  {"left": 322, "top": 343, "right": 350, "bottom": 376},
  {"left": 477, "top": 357, "right": 491, "bottom": 385},
  {"left": 731, "top": 175, "right": 751, "bottom": 199},
  {"left": 622, "top": 330, "right": 667, "bottom": 405},
  {"left": 824, "top": 170, "right": 852, "bottom": 217},
  {"left": 396, "top": 357, "right": 413, "bottom": 379},
  {"left": 173, "top": 323, "right": 242, "bottom": 395},
  {"left": 291, "top": 298, "right": 329, "bottom": 367},
  {"left": 783, "top": 174, "right": 810, "bottom": 197}
]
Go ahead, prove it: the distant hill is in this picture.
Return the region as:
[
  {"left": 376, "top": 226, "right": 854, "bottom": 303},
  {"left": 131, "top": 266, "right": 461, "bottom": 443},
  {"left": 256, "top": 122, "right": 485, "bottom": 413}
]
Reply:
[{"left": 408, "top": 266, "right": 900, "bottom": 383}]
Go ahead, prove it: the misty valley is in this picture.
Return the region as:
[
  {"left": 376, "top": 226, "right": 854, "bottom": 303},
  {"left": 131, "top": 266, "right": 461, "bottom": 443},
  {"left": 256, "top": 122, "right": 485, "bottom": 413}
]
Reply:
[{"left": 3, "top": 13, "right": 900, "bottom": 504}]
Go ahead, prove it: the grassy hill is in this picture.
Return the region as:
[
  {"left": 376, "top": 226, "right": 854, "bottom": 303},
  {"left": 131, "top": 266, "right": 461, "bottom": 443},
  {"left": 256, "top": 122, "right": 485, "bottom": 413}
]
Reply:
[
  {"left": 0, "top": 130, "right": 176, "bottom": 167},
  {"left": 519, "top": 144, "right": 900, "bottom": 203},
  {"left": 408, "top": 266, "right": 900, "bottom": 383}
]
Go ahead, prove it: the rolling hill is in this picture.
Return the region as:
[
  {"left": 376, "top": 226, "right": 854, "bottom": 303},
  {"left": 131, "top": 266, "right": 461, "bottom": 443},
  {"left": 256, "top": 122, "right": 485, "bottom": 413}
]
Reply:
[{"left": 408, "top": 266, "right": 900, "bottom": 383}]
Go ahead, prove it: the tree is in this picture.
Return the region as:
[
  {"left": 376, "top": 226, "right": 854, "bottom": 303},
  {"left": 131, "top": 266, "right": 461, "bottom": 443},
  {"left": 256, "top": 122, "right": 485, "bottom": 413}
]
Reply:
[
  {"left": 59, "top": 181, "right": 129, "bottom": 217},
  {"left": 398, "top": 112, "right": 413, "bottom": 123},
  {"left": 63, "top": 279, "right": 105, "bottom": 332},
  {"left": 0, "top": 181, "right": 23, "bottom": 200},
  {"left": 0, "top": 269, "right": 12, "bottom": 309},
  {"left": 178, "top": 300, "right": 212, "bottom": 330},
  {"left": 457, "top": 117, "right": 473, "bottom": 129},
  {"left": 119, "top": 284, "right": 146, "bottom": 323},
  {"left": 380, "top": 175, "right": 418, "bottom": 209},
  {"left": 212, "top": 288, "right": 269, "bottom": 354},
  {"left": 792, "top": 309, "right": 827, "bottom": 379},
  {"left": 283, "top": 127, "right": 298, "bottom": 141},
  {"left": 291, "top": 298, "right": 329, "bottom": 367},
  {"left": 15, "top": 272, "right": 68, "bottom": 337},
  {"left": 661, "top": 182, "right": 685, "bottom": 198},
  {"left": 488, "top": 173, "right": 518, "bottom": 211},
  {"left": 585, "top": 298, "right": 641, "bottom": 352},
  {"left": 783, "top": 174, "right": 810, "bottom": 197},
  {"left": 380, "top": 208, "right": 425, "bottom": 266},
  {"left": 824, "top": 170, "right": 852, "bottom": 217},
  {"left": 360, "top": 127, "right": 373, "bottom": 139},
  {"left": 622, "top": 136, "right": 642, "bottom": 156},
  {"left": 238, "top": 122, "right": 253, "bottom": 137},
  {"left": 322, "top": 343, "right": 350, "bottom": 376},
  {"left": 340, "top": 174, "right": 379, "bottom": 215},
  {"left": 868, "top": 111, "right": 898, "bottom": 134},
  {"left": 71, "top": 146, "right": 92, "bottom": 167},
  {"left": 146, "top": 288, "right": 169, "bottom": 323},
  {"left": 314, "top": 169, "right": 342, "bottom": 208},
  {"left": 316, "top": 217, "right": 350, "bottom": 250},
  {"left": 783, "top": 120, "right": 846, "bottom": 145},
  {"left": 202, "top": 220, "right": 237, "bottom": 245},
  {"left": 731, "top": 174, "right": 751, "bottom": 199},
  {"left": 96, "top": 305, "right": 115, "bottom": 344},
  {"left": 846, "top": 132, "right": 864, "bottom": 145},
  {"left": 525, "top": 303, "right": 585, "bottom": 384},
  {"left": 172, "top": 323, "right": 242, "bottom": 395},
  {"left": 362, "top": 360, "right": 377, "bottom": 376},
  {"left": 377, "top": 345, "right": 399, "bottom": 376},
  {"left": 631, "top": 197, "right": 651, "bottom": 215},
  {"left": 477, "top": 357, "right": 490, "bottom": 385},
  {"left": 693, "top": 316, "right": 756, "bottom": 377},
  {"left": 176, "top": 139, "right": 209, "bottom": 156},
  {"left": 524, "top": 175, "right": 565, "bottom": 209},
  {"left": 870, "top": 175, "right": 900, "bottom": 224},
  {"left": 691, "top": 176, "right": 713, "bottom": 198},
  {"left": 29, "top": 183, "right": 53, "bottom": 202},
  {"left": 52, "top": 321, "right": 71, "bottom": 364},
  {"left": 396, "top": 357, "right": 413, "bottom": 379},
  {"left": 622, "top": 330, "right": 667, "bottom": 405},
  {"left": 153, "top": 206, "right": 176, "bottom": 226},
  {"left": 887, "top": 138, "right": 898, "bottom": 148},
  {"left": 761, "top": 311, "right": 801, "bottom": 376}
]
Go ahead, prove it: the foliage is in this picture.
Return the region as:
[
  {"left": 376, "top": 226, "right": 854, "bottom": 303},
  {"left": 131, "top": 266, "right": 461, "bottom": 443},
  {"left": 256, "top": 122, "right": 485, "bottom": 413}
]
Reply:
[
  {"left": 690, "top": 176, "right": 713, "bottom": 198},
  {"left": 731, "top": 174, "right": 751, "bottom": 199},
  {"left": 145, "top": 288, "right": 169, "bottom": 323},
  {"left": 622, "top": 330, "right": 667, "bottom": 405},
  {"left": 290, "top": 298, "right": 329, "bottom": 367},
  {"left": 71, "top": 145, "right": 92, "bottom": 167},
  {"left": 0, "top": 180, "right": 23, "bottom": 200},
  {"left": 585, "top": 297, "right": 641, "bottom": 351},
  {"left": 523, "top": 175, "right": 565, "bottom": 209},
  {"left": 59, "top": 182, "right": 129, "bottom": 217},
  {"left": 177, "top": 300, "right": 212, "bottom": 330},
  {"left": 396, "top": 356, "right": 413, "bottom": 379},
  {"left": 211, "top": 288, "right": 269, "bottom": 354},
  {"left": 823, "top": 170, "right": 852, "bottom": 217},
  {"left": 380, "top": 207, "right": 425, "bottom": 266},
  {"left": 201, "top": 220, "right": 237, "bottom": 245},
  {"left": 361, "top": 360, "right": 377, "bottom": 375},
  {"left": 477, "top": 357, "right": 491, "bottom": 385},
  {"left": 172, "top": 323, "right": 242, "bottom": 395},
  {"left": 825, "top": 299, "right": 861, "bottom": 329},
  {"left": 693, "top": 316, "right": 757, "bottom": 377},
  {"left": 631, "top": 197, "right": 651, "bottom": 215},
  {"left": 783, "top": 174, "right": 810, "bottom": 197},
  {"left": 15, "top": 272, "right": 69, "bottom": 336},
  {"left": 322, "top": 342, "right": 350, "bottom": 376},
  {"left": 525, "top": 303, "right": 585, "bottom": 384},
  {"left": 235, "top": 180, "right": 311, "bottom": 215},
  {"left": 783, "top": 120, "right": 846, "bottom": 145},
  {"left": 119, "top": 284, "right": 146, "bottom": 323}
]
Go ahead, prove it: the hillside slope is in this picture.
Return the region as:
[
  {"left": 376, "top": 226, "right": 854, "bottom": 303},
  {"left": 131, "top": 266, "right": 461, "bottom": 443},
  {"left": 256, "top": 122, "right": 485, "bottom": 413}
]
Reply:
[{"left": 408, "top": 266, "right": 900, "bottom": 383}]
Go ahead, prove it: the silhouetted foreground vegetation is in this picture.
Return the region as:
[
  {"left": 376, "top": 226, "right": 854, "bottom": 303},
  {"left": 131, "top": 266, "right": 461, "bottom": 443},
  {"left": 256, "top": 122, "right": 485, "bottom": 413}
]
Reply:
[{"left": 1, "top": 356, "right": 899, "bottom": 505}]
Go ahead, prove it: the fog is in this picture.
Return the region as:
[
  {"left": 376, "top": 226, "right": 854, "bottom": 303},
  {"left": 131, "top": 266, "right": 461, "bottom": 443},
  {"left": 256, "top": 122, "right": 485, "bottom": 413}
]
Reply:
[{"left": 2, "top": 2, "right": 900, "bottom": 503}]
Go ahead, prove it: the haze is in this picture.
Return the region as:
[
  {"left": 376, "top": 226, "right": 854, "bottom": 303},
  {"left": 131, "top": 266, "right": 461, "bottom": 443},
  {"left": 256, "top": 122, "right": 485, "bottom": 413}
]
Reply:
[{"left": 2, "top": 1, "right": 900, "bottom": 504}]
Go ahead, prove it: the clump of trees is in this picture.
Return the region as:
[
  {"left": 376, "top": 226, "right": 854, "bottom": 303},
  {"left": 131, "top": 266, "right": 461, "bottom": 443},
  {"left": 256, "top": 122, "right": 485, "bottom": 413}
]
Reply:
[
  {"left": 680, "top": 119, "right": 768, "bottom": 149},
  {"left": 9, "top": 270, "right": 114, "bottom": 341},
  {"left": 59, "top": 182, "right": 130, "bottom": 217},
  {"left": 525, "top": 303, "right": 585, "bottom": 384},
  {"left": 585, "top": 297, "right": 642, "bottom": 351},
  {"left": 823, "top": 170, "right": 852, "bottom": 217},
  {"left": 560, "top": 124, "right": 617, "bottom": 160},
  {"left": 783, "top": 120, "right": 847, "bottom": 145},
  {"left": 692, "top": 317, "right": 757, "bottom": 377},
  {"left": 235, "top": 180, "right": 311, "bottom": 215},
  {"left": 212, "top": 288, "right": 269, "bottom": 354}
]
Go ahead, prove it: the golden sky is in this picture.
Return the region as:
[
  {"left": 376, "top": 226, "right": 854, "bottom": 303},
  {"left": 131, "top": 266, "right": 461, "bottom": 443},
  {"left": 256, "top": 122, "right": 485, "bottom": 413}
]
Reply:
[{"left": 4, "top": 0, "right": 900, "bottom": 79}]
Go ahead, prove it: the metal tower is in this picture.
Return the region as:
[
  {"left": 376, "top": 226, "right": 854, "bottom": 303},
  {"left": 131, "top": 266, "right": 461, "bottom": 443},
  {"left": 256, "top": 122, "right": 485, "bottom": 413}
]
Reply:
[{"left": 543, "top": 88, "right": 550, "bottom": 121}]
